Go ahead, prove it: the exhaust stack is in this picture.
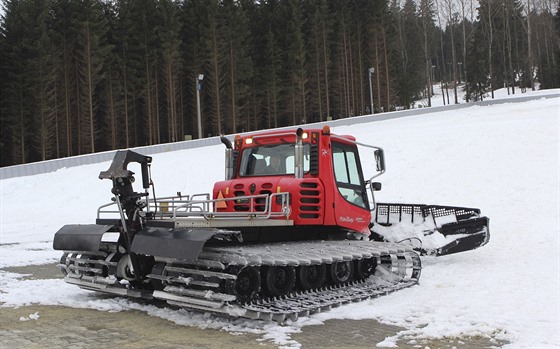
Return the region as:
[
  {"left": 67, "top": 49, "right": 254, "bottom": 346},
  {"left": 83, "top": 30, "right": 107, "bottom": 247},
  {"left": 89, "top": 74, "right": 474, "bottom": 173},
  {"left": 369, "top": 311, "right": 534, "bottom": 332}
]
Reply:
[
  {"left": 295, "top": 128, "right": 304, "bottom": 178},
  {"left": 221, "top": 136, "right": 234, "bottom": 180}
]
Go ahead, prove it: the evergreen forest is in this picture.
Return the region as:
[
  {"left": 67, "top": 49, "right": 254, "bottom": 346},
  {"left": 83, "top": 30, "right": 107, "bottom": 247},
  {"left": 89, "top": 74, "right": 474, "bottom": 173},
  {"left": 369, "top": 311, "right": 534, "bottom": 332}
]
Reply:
[{"left": 1, "top": 0, "right": 559, "bottom": 166}]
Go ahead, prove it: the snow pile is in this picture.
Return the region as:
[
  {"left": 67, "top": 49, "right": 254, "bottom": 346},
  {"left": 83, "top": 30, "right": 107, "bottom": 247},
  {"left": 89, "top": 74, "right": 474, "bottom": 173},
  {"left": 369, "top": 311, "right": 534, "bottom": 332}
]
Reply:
[
  {"left": 19, "top": 312, "right": 40, "bottom": 322},
  {"left": 1, "top": 88, "right": 559, "bottom": 348}
]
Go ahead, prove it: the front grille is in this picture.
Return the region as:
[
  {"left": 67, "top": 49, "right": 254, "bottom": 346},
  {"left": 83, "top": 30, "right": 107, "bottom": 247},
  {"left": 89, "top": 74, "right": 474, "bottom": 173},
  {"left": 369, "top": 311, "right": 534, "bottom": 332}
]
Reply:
[
  {"left": 299, "top": 182, "right": 321, "bottom": 219},
  {"left": 255, "top": 190, "right": 272, "bottom": 211},
  {"left": 233, "top": 190, "right": 250, "bottom": 211},
  {"left": 232, "top": 183, "right": 274, "bottom": 212}
]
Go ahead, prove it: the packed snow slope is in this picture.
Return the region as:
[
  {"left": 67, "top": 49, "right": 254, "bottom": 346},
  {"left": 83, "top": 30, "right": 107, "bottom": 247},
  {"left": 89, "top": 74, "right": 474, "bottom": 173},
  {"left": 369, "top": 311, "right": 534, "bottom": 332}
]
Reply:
[{"left": 1, "top": 88, "right": 559, "bottom": 348}]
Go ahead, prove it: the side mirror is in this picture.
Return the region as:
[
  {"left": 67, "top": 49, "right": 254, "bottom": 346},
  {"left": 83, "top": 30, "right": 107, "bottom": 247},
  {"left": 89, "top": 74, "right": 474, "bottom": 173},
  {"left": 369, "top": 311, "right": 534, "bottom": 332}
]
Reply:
[
  {"left": 374, "top": 149, "right": 385, "bottom": 173},
  {"left": 372, "top": 182, "right": 382, "bottom": 191}
]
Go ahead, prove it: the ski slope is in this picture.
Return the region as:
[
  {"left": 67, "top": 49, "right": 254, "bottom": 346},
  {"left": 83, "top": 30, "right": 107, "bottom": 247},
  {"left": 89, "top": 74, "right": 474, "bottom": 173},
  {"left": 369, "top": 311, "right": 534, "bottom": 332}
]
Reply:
[{"left": 1, "top": 88, "right": 559, "bottom": 348}]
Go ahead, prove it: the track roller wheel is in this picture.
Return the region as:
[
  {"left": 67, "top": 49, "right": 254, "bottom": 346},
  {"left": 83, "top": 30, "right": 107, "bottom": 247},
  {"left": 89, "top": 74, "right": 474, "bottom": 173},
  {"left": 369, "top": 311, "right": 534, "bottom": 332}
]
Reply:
[
  {"left": 227, "top": 266, "right": 261, "bottom": 303},
  {"left": 117, "top": 254, "right": 135, "bottom": 281},
  {"left": 265, "top": 266, "right": 296, "bottom": 297},
  {"left": 298, "top": 264, "right": 327, "bottom": 290},
  {"left": 355, "top": 258, "right": 377, "bottom": 280},
  {"left": 328, "top": 261, "right": 353, "bottom": 284}
]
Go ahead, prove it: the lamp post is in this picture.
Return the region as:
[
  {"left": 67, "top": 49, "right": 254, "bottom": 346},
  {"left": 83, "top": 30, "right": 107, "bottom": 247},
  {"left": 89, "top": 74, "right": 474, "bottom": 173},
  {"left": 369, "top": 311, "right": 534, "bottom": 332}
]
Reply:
[
  {"left": 368, "top": 67, "right": 375, "bottom": 114},
  {"left": 196, "top": 74, "right": 204, "bottom": 139}
]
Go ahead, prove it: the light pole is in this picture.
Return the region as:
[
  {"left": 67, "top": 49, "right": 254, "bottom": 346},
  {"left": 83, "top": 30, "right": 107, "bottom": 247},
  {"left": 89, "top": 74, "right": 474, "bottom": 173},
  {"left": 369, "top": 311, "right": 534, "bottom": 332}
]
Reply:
[
  {"left": 431, "top": 65, "right": 436, "bottom": 95},
  {"left": 196, "top": 74, "right": 204, "bottom": 139},
  {"left": 368, "top": 67, "right": 375, "bottom": 114},
  {"left": 431, "top": 65, "right": 436, "bottom": 81}
]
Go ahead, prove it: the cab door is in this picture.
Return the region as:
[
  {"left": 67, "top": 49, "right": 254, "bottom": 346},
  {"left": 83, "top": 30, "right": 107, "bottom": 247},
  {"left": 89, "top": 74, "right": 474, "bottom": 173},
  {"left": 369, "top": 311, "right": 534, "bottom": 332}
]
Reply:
[{"left": 331, "top": 141, "right": 371, "bottom": 234}]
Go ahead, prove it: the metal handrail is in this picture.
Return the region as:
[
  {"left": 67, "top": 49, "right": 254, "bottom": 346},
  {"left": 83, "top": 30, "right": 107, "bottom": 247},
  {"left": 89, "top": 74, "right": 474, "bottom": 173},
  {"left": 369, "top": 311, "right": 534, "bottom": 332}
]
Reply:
[
  {"left": 97, "top": 192, "right": 291, "bottom": 223},
  {"left": 97, "top": 201, "right": 120, "bottom": 219},
  {"left": 172, "top": 192, "right": 290, "bottom": 221}
]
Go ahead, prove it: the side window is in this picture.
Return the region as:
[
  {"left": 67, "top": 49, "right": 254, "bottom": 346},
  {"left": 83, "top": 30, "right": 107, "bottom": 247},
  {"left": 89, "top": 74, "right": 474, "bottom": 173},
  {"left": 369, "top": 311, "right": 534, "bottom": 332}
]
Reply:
[
  {"left": 346, "top": 152, "right": 361, "bottom": 185},
  {"left": 332, "top": 142, "right": 367, "bottom": 209},
  {"left": 333, "top": 151, "right": 349, "bottom": 182},
  {"left": 333, "top": 151, "right": 360, "bottom": 185}
]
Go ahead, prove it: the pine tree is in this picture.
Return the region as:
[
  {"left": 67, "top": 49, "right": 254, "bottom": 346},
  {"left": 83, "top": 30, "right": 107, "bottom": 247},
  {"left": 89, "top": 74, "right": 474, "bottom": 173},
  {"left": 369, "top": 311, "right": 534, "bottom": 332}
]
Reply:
[
  {"left": 533, "top": 6, "right": 559, "bottom": 89},
  {"left": 51, "top": 0, "right": 78, "bottom": 157},
  {"left": 157, "top": 0, "right": 182, "bottom": 142},
  {"left": 283, "top": 0, "right": 308, "bottom": 125},
  {"left": 178, "top": 0, "right": 203, "bottom": 139},
  {"left": 465, "top": 20, "right": 489, "bottom": 101},
  {"left": 0, "top": 2, "right": 8, "bottom": 166},
  {"left": 329, "top": 0, "right": 351, "bottom": 118},
  {"left": 417, "top": 0, "right": 436, "bottom": 107},
  {"left": 199, "top": 0, "right": 226, "bottom": 136},
  {"left": 365, "top": 0, "right": 391, "bottom": 113},
  {"left": 1, "top": 0, "right": 56, "bottom": 164},
  {"left": 392, "top": 0, "right": 424, "bottom": 108},
  {"left": 478, "top": 0, "right": 501, "bottom": 98},
  {"left": 255, "top": 0, "right": 283, "bottom": 129},
  {"left": 307, "top": 0, "right": 331, "bottom": 121},
  {"left": 72, "top": 0, "right": 111, "bottom": 154},
  {"left": 1, "top": 0, "right": 33, "bottom": 164},
  {"left": 222, "top": 0, "right": 253, "bottom": 133},
  {"left": 99, "top": 0, "right": 124, "bottom": 151},
  {"left": 34, "top": 1, "right": 58, "bottom": 161}
]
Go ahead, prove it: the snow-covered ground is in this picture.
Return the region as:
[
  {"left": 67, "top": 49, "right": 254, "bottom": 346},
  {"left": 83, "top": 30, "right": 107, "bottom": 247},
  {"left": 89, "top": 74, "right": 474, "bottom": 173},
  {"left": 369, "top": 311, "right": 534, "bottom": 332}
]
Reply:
[{"left": 1, "top": 87, "right": 559, "bottom": 348}]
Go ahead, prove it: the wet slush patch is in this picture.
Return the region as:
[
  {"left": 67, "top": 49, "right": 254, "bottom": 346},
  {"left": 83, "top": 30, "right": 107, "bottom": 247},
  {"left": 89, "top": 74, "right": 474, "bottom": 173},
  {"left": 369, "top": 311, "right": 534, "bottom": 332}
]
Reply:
[
  {"left": 2, "top": 263, "right": 62, "bottom": 280},
  {"left": 0, "top": 305, "right": 273, "bottom": 349},
  {"left": 292, "top": 319, "right": 509, "bottom": 348}
]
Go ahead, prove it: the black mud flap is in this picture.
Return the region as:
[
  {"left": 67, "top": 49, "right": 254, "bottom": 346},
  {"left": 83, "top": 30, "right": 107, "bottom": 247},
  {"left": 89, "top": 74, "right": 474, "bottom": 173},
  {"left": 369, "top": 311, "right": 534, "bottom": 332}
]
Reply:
[
  {"left": 131, "top": 227, "right": 241, "bottom": 261},
  {"left": 424, "top": 216, "right": 490, "bottom": 256},
  {"left": 53, "top": 224, "right": 115, "bottom": 251}
]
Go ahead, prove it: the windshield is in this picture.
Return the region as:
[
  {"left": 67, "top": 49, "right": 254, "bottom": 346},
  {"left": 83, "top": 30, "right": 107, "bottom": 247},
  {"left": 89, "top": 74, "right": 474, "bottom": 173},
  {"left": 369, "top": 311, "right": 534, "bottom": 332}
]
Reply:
[{"left": 239, "top": 144, "right": 310, "bottom": 176}]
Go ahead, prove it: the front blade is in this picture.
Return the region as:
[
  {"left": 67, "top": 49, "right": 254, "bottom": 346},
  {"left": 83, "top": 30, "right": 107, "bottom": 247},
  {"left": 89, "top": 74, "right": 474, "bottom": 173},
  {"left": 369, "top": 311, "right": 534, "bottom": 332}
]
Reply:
[
  {"left": 422, "top": 216, "right": 490, "bottom": 256},
  {"left": 372, "top": 203, "right": 490, "bottom": 256}
]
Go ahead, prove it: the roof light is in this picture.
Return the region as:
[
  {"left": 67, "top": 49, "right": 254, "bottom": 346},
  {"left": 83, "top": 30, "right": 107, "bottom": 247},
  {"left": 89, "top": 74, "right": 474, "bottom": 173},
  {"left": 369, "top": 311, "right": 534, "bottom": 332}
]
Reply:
[
  {"left": 322, "top": 125, "right": 331, "bottom": 135},
  {"left": 302, "top": 132, "right": 308, "bottom": 139},
  {"left": 245, "top": 138, "right": 253, "bottom": 144}
]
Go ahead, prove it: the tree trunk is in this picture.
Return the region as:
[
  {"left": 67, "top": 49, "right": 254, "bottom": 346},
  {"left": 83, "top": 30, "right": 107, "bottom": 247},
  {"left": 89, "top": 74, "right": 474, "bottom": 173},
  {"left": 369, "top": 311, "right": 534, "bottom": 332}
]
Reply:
[
  {"left": 144, "top": 34, "right": 152, "bottom": 146},
  {"left": 322, "top": 19, "right": 330, "bottom": 120},
  {"left": 229, "top": 43, "right": 236, "bottom": 133},
  {"left": 526, "top": 0, "right": 535, "bottom": 90},
  {"left": 86, "top": 23, "right": 95, "bottom": 153},
  {"left": 488, "top": 0, "right": 495, "bottom": 99},
  {"left": 382, "top": 27, "right": 390, "bottom": 112},
  {"left": 212, "top": 26, "right": 222, "bottom": 135}
]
